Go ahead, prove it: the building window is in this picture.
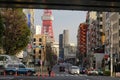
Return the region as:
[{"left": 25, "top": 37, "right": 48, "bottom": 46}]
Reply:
[
  {"left": 39, "top": 55, "right": 41, "bottom": 59},
  {"left": 119, "top": 30, "right": 120, "bottom": 36},
  {"left": 119, "top": 19, "right": 120, "bottom": 25},
  {"left": 106, "top": 12, "right": 110, "bottom": 19},
  {"left": 33, "top": 38, "right": 36, "bottom": 42},
  {"left": 100, "top": 17, "right": 102, "bottom": 21},
  {"left": 39, "top": 43, "right": 41, "bottom": 46},
  {"left": 33, "top": 43, "right": 36, "bottom": 45},
  {"left": 100, "top": 25, "right": 102, "bottom": 29},
  {"left": 39, "top": 50, "right": 41, "bottom": 54},
  {"left": 39, "top": 38, "right": 42, "bottom": 42},
  {"left": 119, "top": 41, "right": 120, "bottom": 47},
  {"left": 33, "top": 49, "right": 36, "bottom": 53},
  {"left": 113, "top": 33, "right": 117, "bottom": 40}
]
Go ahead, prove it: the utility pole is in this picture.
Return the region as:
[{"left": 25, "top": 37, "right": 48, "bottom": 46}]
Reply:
[
  {"left": 110, "top": 22, "right": 113, "bottom": 77},
  {"left": 110, "top": 43, "right": 113, "bottom": 77}
]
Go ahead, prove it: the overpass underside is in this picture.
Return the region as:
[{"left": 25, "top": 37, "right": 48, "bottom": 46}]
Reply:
[{"left": 0, "top": 0, "right": 120, "bottom": 11}]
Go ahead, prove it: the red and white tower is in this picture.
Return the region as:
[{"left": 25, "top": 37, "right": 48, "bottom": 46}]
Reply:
[{"left": 41, "top": 9, "right": 54, "bottom": 42}]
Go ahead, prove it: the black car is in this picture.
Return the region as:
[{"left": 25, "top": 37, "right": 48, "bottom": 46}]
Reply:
[
  {"left": 0, "top": 65, "right": 5, "bottom": 75},
  {"left": 80, "top": 67, "right": 86, "bottom": 74},
  {"left": 59, "top": 66, "right": 65, "bottom": 72}
]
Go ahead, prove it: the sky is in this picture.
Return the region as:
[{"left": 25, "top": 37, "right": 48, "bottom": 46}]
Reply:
[{"left": 34, "top": 9, "right": 87, "bottom": 44}]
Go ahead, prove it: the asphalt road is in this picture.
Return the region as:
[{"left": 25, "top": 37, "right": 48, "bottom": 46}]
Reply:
[
  {"left": 0, "top": 64, "right": 120, "bottom": 80},
  {"left": 0, "top": 75, "right": 120, "bottom": 80}
]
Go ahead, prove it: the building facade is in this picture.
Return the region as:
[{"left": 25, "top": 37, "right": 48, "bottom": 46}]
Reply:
[
  {"left": 59, "top": 34, "right": 64, "bottom": 59},
  {"left": 104, "top": 12, "right": 120, "bottom": 68},
  {"left": 85, "top": 11, "right": 105, "bottom": 69},
  {"left": 33, "top": 34, "right": 46, "bottom": 66},
  {"left": 63, "top": 30, "right": 69, "bottom": 47},
  {"left": 35, "top": 25, "right": 41, "bottom": 35},
  {"left": 77, "top": 23, "right": 88, "bottom": 67},
  {"left": 64, "top": 43, "right": 77, "bottom": 65}
]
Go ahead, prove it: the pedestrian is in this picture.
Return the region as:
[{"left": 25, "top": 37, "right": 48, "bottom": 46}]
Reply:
[{"left": 47, "top": 66, "right": 52, "bottom": 77}]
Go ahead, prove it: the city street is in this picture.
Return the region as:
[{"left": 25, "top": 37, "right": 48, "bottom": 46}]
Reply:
[
  {"left": 0, "top": 64, "right": 120, "bottom": 80},
  {"left": 0, "top": 75, "right": 120, "bottom": 80}
]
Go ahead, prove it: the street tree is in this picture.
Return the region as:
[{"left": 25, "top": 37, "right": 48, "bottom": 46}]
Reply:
[
  {"left": 0, "top": 8, "right": 30, "bottom": 55},
  {"left": 46, "top": 43, "right": 53, "bottom": 66},
  {"left": 0, "top": 13, "right": 4, "bottom": 48},
  {"left": 46, "top": 43, "right": 57, "bottom": 66}
]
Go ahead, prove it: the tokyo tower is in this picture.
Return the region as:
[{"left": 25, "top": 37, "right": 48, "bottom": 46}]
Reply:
[{"left": 41, "top": 9, "right": 54, "bottom": 42}]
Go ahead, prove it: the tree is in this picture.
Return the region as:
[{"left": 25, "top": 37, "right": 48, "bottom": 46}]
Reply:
[
  {"left": 0, "top": 13, "right": 4, "bottom": 47},
  {"left": 0, "top": 8, "right": 30, "bottom": 55},
  {"left": 46, "top": 43, "right": 53, "bottom": 66},
  {"left": 46, "top": 43, "right": 57, "bottom": 66}
]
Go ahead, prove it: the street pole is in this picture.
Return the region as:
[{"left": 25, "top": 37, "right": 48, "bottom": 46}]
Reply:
[
  {"left": 40, "top": 60, "right": 42, "bottom": 75},
  {"left": 110, "top": 45, "right": 113, "bottom": 77},
  {"left": 110, "top": 22, "right": 113, "bottom": 77}
]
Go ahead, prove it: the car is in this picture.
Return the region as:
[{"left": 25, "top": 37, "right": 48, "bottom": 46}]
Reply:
[
  {"left": 87, "top": 69, "right": 98, "bottom": 75},
  {"left": 97, "top": 69, "right": 104, "bottom": 75},
  {"left": 59, "top": 66, "right": 65, "bottom": 72},
  {"left": 5, "top": 63, "right": 36, "bottom": 75},
  {"left": 79, "top": 67, "right": 86, "bottom": 74},
  {"left": 0, "top": 65, "right": 5, "bottom": 75},
  {"left": 69, "top": 66, "right": 80, "bottom": 75}
]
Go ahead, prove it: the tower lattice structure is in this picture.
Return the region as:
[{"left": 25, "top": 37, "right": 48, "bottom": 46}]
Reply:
[{"left": 41, "top": 9, "right": 54, "bottom": 42}]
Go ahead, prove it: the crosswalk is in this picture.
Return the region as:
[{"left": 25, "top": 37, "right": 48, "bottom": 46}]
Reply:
[{"left": 55, "top": 74, "right": 87, "bottom": 77}]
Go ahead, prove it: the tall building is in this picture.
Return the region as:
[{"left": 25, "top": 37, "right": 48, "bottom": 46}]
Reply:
[
  {"left": 86, "top": 11, "right": 97, "bottom": 56},
  {"left": 35, "top": 25, "right": 41, "bottom": 35},
  {"left": 41, "top": 9, "right": 54, "bottom": 42},
  {"left": 85, "top": 11, "right": 105, "bottom": 69},
  {"left": 63, "top": 30, "right": 69, "bottom": 60},
  {"left": 96, "top": 12, "right": 104, "bottom": 47},
  {"left": 59, "top": 30, "right": 69, "bottom": 60},
  {"left": 59, "top": 34, "right": 64, "bottom": 59},
  {"left": 63, "top": 30, "right": 69, "bottom": 47},
  {"left": 77, "top": 23, "right": 88, "bottom": 67},
  {"left": 104, "top": 12, "right": 120, "bottom": 63}
]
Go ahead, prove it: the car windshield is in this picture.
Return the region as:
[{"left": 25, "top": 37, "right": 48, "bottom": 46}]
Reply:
[
  {"left": 19, "top": 64, "right": 25, "bottom": 68},
  {"left": 71, "top": 66, "right": 78, "bottom": 69},
  {"left": 7, "top": 64, "right": 15, "bottom": 68},
  {"left": 80, "top": 67, "right": 85, "bottom": 70}
]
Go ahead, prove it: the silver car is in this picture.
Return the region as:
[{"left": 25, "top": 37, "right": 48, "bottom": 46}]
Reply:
[{"left": 69, "top": 66, "right": 80, "bottom": 75}]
